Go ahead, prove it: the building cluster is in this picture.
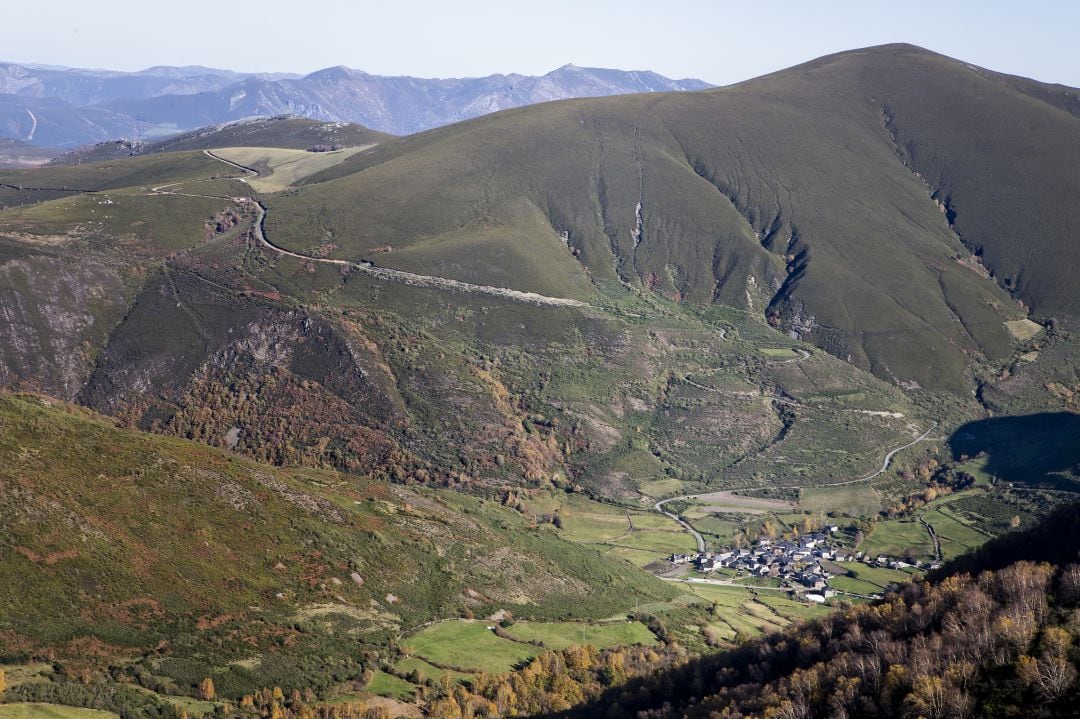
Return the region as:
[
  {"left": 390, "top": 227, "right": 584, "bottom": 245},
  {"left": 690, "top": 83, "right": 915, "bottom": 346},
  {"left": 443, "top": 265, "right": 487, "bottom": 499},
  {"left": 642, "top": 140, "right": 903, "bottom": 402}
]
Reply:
[
  {"left": 669, "top": 528, "right": 865, "bottom": 599},
  {"left": 668, "top": 525, "right": 940, "bottom": 601}
]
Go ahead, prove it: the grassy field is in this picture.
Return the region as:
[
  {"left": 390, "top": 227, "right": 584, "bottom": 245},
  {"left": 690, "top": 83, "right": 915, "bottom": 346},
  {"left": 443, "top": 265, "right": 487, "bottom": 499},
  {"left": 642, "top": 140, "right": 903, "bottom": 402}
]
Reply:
[
  {"left": 400, "top": 622, "right": 540, "bottom": 674},
  {"left": 759, "top": 347, "right": 800, "bottom": 358},
  {"left": 681, "top": 583, "right": 828, "bottom": 640},
  {"left": 213, "top": 147, "right": 369, "bottom": 192},
  {"left": 1004, "top": 318, "right": 1043, "bottom": 341},
  {"left": 363, "top": 671, "right": 418, "bottom": 701},
  {"left": 638, "top": 478, "right": 685, "bottom": 497},
  {"left": 828, "top": 576, "right": 885, "bottom": 595},
  {"left": 501, "top": 621, "right": 656, "bottom": 651},
  {"left": 392, "top": 657, "right": 473, "bottom": 685},
  {"left": 954, "top": 456, "right": 995, "bottom": 485},
  {"left": 799, "top": 485, "right": 882, "bottom": 516},
  {"left": 0, "top": 705, "right": 118, "bottom": 719},
  {"left": 526, "top": 493, "right": 695, "bottom": 567},
  {"left": 922, "top": 505, "right": 992, "bottom": 558},
  {"left": 860, "top": 519, "right": 934, "bottom": 559}
]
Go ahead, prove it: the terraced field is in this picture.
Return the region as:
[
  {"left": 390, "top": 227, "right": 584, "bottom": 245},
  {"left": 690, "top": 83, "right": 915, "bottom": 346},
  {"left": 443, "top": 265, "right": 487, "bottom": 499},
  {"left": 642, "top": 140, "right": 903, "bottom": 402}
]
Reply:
[
  {"left": 679, "top": 583, "right": 829, "bottom": 641},
  {"left": 526, "top": 493, "right": 697, "bottom": 567}
]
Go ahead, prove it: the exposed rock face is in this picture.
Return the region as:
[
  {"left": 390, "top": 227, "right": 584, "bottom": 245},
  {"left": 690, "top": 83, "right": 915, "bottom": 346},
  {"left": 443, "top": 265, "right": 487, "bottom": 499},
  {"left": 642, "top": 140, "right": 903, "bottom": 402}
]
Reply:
[{"left": 0, "top": 246, "right": 127, "bottom": 399}]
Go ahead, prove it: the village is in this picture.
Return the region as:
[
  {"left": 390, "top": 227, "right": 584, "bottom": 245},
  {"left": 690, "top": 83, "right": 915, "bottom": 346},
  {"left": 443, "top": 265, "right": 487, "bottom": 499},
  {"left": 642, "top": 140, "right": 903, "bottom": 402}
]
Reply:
[{"left": 666, "top": 525, "right": 939, "bottom": 602}]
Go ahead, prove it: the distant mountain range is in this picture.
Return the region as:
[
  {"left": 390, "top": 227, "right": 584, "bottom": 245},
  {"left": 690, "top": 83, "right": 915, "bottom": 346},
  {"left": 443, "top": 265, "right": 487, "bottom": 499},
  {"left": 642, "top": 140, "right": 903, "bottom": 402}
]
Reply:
[{"left": 0, "top": 61, "right": 711, "bottom": 147}]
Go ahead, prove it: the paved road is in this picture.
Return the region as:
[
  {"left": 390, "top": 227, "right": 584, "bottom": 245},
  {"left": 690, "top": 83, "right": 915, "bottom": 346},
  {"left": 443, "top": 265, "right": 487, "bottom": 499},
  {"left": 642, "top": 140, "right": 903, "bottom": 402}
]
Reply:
[
  {"left": 660, "top": 576, "right": 879, "bottom": 600},
  {"left": 653, "top": 421, "right": 939, "bottom": 550},
  {"left": 816, "top": 421, "right": 939, "bottom": 487},
  {"left": 653, "top": 496, "right": 706, "bottom": 553},
  {"left": 200, "top": 150, "right": 590, "bottom": 309}
]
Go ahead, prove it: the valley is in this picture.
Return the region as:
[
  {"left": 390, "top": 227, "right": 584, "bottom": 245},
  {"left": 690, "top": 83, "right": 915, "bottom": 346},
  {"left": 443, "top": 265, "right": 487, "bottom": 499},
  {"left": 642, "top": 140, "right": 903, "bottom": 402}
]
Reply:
[{"left": 0, "top": 41, "right": 1078, "bottom": 719}]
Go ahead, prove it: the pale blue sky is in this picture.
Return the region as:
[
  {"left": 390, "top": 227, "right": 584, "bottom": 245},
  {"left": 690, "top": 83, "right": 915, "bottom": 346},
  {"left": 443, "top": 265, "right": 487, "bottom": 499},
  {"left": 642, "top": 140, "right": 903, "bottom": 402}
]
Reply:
[{"left": 4, "top": 0, "right": 1079, "bottom": 86}]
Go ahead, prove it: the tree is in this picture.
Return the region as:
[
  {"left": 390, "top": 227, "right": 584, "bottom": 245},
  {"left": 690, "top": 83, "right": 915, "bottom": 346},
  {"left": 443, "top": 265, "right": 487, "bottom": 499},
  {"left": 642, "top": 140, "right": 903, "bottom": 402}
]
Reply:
[
  {"left": 0, "top": 668, "right": 6, "bottom": 695},
  {"left": 1018, "top": 627, "right": 1078, "bottom": 701},
  {"left": 198, "top": 677, "right": 216, "bottom": 701}
]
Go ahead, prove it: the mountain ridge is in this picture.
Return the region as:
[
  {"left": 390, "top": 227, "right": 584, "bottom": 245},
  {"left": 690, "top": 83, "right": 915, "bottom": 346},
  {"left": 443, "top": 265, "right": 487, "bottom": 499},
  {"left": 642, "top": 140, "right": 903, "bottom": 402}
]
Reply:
[
  {"left": 267, "top": 43, "right": 1076, "bottom": 391},
  {"left": 0, "top": 61, "right": 712, "bottom": 147}
]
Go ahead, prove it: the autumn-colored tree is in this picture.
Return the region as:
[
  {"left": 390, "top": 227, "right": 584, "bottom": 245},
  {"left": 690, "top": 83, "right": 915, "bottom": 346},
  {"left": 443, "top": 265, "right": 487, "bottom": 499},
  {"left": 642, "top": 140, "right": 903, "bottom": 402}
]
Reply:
[
  {"left": 1017, "top": 626, "right": 1078, "bottom": 701},
  {"left": 198, "top": 677, "right": 216, "bottom": 701},
  {"left": 0, "top": 668, "right": 6, "bottom": 695}
]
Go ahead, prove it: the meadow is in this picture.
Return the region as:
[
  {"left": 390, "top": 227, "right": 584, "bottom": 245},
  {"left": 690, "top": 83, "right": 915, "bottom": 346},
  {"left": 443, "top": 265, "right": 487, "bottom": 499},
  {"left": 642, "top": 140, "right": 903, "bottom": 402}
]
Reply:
[
  {"left": 400, "top": 622, "right": 540, "bottom": 674},
  {"left": 0, "top": 705, "right": 118, "bottom": 719}
]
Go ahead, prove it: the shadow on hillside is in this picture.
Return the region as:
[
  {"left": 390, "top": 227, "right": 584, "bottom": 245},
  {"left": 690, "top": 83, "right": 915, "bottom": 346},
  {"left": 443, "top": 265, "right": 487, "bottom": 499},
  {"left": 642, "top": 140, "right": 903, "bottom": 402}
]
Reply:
[
  {"left": 949, "top": 412, "right": 1080, "bottom": 491},
  {"left": 932, "top": 500, "right": 1080, "bottom": 579}
]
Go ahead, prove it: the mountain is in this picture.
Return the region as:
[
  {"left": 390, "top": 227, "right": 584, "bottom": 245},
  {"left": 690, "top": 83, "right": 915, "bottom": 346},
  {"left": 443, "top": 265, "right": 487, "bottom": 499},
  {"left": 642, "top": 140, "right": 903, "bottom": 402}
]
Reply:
[
  {"left": 263, "top": 43, "right": 1078, "bottom": 392},
  {"left": 0, "top": 61, "right": 711, "bottom": 147},
  {"left": 0, "top": 43, "right": 1079, "bottom": 719},
  {"left": 0, "top": 93, "right": 139, "bottom": 147},
  {"left": 1, "top": 44, "right": 1076, "bottom": 497},
  {"left": 0, "top": 62, "right": 287, "bottom": 106},
  {"left": 95, "top": 64, "right": 712, "bottom": 136}
]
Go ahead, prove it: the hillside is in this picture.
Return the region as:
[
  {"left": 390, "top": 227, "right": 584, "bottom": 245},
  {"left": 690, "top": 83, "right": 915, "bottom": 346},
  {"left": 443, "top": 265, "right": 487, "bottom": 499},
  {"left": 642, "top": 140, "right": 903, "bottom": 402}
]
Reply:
[
  {"left": 0, "top": 45, "right": 1074, "bottom": 492},
  {"left": 50, "top": 117, "right": 393, "bottom": 165},
  {"left": 261, "top": 43, "right": 1078, "bottom": 394},
  {"left": 391, "top": 503, "right": 1080, "bottom": 718},
  {"left": 2, "top": 45, "right": 1077, "bottom": 500},
  {"left": 0, "top": 94, "right": 137, "bottom": 148},
  {"left": 0, "top": 392, "right": 676, "bottom": 697},
  {"left": 0, "top": 116, "right": 950, "bottom": 497}
]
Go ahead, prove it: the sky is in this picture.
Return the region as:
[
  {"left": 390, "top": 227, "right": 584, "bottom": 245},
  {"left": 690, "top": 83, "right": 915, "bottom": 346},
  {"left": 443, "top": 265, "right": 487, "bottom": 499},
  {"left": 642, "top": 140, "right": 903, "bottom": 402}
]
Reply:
[{"left": 3, "top": 0, "right": 1079, "bottom": 86}]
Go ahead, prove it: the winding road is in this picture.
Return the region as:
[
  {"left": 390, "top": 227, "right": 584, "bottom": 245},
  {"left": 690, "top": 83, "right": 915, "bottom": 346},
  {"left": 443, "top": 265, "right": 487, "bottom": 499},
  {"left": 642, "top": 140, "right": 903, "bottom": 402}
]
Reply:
[
  {"left": 654, "top": 496, "right": 706, "bottom": 553},
  {"left": 654, "top": 421, "right": 939, "bottom": 550},
  {"left": 200, "top": 150, "right": 590, "bottom": 308},
  {"left": 816, "top": 421, "right": 938, "bottom": 488}
]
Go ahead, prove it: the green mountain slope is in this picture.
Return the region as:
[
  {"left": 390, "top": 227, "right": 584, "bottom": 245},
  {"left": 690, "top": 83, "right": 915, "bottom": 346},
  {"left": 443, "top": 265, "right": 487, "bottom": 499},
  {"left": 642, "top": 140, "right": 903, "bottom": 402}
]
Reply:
[
  {"left": 262, "top": 43, "right": 1077, "bottom": 392},
  {"left": 0, "top": 140, "right": 934, "bottom": 493},
  {"left": 0, "top": 44, "right": 1070, "bottom": 498},
  {"left": 0, "top": 393, "right": 675, "bottom": 695}
]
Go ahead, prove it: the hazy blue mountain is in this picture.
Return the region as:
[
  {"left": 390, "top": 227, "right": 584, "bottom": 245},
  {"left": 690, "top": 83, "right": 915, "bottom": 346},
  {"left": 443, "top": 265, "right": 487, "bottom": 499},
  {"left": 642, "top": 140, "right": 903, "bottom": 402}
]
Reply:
[{"left": 0, "top": 61, "right": 712, "bottom": 146}]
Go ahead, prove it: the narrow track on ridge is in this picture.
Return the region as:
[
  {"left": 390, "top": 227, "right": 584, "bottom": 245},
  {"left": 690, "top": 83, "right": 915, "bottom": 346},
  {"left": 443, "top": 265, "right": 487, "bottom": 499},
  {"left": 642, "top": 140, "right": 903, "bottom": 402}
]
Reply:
[{"left": 201, "top": 150, "right": 590, "bottom": 308}]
